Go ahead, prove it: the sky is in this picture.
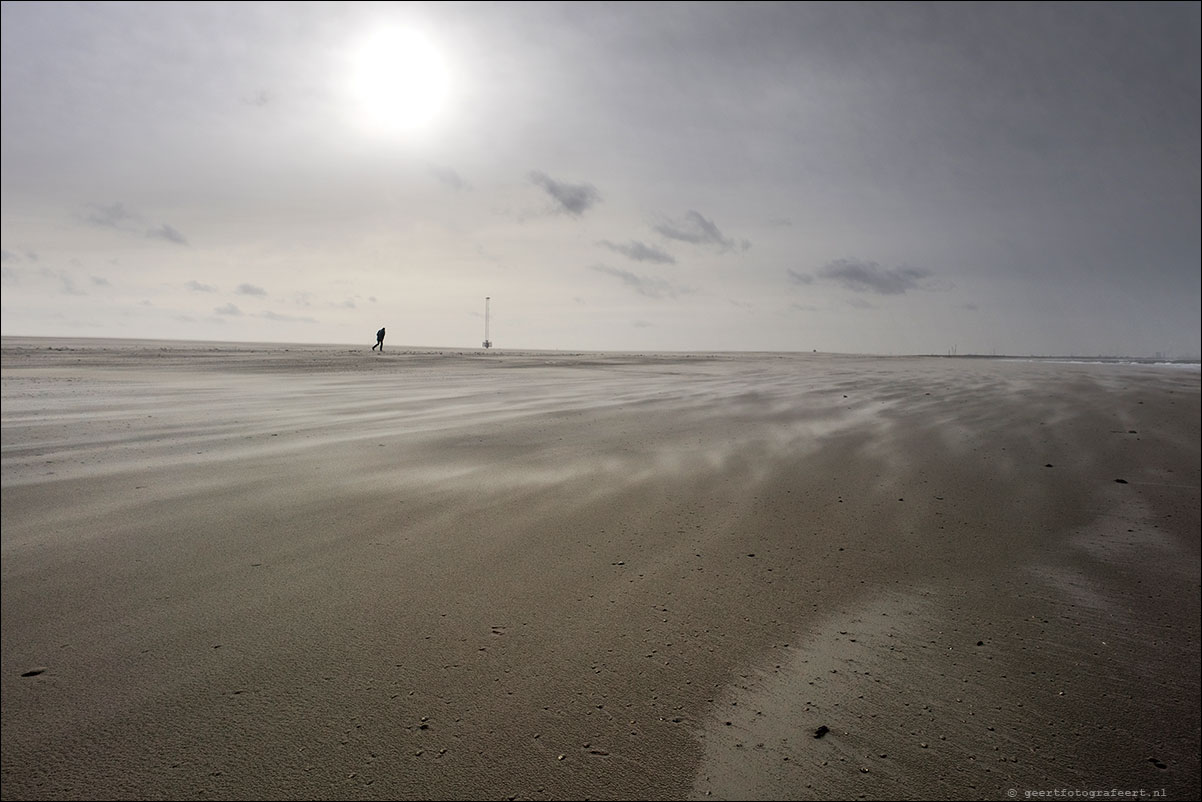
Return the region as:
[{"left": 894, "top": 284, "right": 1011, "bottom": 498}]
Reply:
[{"left": 2, "top": 1, "right": 1199, "bottom": 356}]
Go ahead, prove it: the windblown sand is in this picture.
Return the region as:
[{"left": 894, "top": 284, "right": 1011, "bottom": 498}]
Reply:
[{"left": 2, "top": 338, "right": 1198, "bottom": 801}]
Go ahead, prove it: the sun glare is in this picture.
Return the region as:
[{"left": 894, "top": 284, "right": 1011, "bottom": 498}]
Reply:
[{"left": 349, "top": 27, "right": 449, "bottom": 133}]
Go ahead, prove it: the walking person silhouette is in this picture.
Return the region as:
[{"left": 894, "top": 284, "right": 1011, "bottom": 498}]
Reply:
[{"left": 371, "top": 327, "right": 385, "bottom": 352}]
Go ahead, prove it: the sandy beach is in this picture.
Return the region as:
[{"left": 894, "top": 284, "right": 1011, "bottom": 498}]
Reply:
[{"left": 2, "top": 337, "right": 1198, "bottom": 801}]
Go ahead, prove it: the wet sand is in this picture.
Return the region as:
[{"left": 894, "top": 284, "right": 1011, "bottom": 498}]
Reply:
[{"left": 2, "top": 337, "right": 1199, "bottom": 801}]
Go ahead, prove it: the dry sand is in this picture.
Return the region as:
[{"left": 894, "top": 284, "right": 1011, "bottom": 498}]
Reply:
[{"left": 2, "top": 337, "right": 1198, "bottom": 801}]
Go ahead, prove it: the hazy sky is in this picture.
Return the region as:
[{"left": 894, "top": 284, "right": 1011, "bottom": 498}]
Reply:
[{"left": 2, "top": 1, "right": 1199, "bottom": 355}]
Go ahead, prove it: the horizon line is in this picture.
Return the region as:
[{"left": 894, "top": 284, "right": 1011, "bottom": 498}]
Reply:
[{"left": 2, "top": 334, "right": 1199, "bottom": 363}]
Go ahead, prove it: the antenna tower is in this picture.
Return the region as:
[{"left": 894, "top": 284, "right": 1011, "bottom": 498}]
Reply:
[{"left": 482, "top": 296, "right": 492, "bottom": 349}]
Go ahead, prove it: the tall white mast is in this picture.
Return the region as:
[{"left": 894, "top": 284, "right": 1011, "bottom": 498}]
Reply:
[{"left": 482, "top": 296, "right": 492, "bottom": 349}]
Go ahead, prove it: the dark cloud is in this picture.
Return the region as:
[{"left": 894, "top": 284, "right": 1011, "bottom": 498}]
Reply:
[
  {"left": 214, "top": 303, "right": 242, "bottom": 316},
  {"left": 235, "top": 283, "right": 267, "bottom": 297},
  {"left": 598, "top": 240, "right": 676, "bottom": 264},
  {"left": 590, "top": 264, "right": 690, "bottom": 299},
  {"left": 786, "top": 268, "right": 815, "bottom": 285},
  {"left": 529, "top": 171, "right": 602, "bottom": 216},
  {"left": 816, "top": 258, "right": 935, "bottom": 295},
  {"left": 654, "top": 210, "right": 749, "bottom": 253},
  {"left": 90, "top": 275, "right": 111, "bottom": 286},
  {"left": 186, "top": 280, "right": 217, "bottom": 292},
  {"left": 147, "top": 223, "right": 188, "bottom": 245}
]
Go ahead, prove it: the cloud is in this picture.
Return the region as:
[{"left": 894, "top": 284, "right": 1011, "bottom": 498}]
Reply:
[
  {"left": 236, "top": 283, "right": 267, "bottom": 297},
  {"left": 259, "top": 310, "right": 318, "bottom": 323},
  {"left": 3, "top": 249, "right": 39, "bottom": 264},
  {"left": 187, "top": 280, "right": 217, "bottom": 292},
  {"left": 90, "top": 275, "right": 111, "bottom": 287},
  {"left": 147, "top": 223, "right": 188, "bottom": 245},
  {"left": 590, "top": 264, "right": 690, "bottom": 299},
  {"left": 430, "top": 165, "right": 468, "bottom": 191},
  {"left": 215, "top": 303, "right": 242, "bottom": 316},
  {"left": 529, "top": 170, "right": 602, "bottom": 216},
  {"left": 84, "top": 202, "right": 187, "bottom": 245},
  {"left": 598, "top": 240, "right": 676, "bottom": 264},
  {"left": 58, "top": 277, "right": 85, "bottom": 295},
  {"left": 245, "top": 89, "right": 271, "bottom": 107},
  {"left": 786, "top": 268, "right": 815, "bottom": 285},
  {"left": 86, "top": 202, "right": 134, "bottom": 228},
  {"left": 815, "top": 258, "right": 936, "bottom": 295},
  {"left": 654, "top": 210, "right": 749, "bottom": 253},
  {"left": 38, "top": 267, "right": 84, "bottom": 296}
]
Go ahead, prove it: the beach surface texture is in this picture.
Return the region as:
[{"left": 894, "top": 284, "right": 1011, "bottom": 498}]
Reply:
[{"left": 2, "top": 338, "right": 1199, "bottom": 801}]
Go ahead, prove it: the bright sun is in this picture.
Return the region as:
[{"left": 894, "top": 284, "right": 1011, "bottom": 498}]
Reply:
[{"left": 349, "top": 27, "right": 449, "bottom": 133}]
